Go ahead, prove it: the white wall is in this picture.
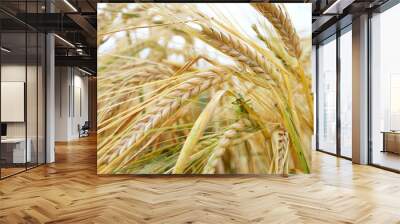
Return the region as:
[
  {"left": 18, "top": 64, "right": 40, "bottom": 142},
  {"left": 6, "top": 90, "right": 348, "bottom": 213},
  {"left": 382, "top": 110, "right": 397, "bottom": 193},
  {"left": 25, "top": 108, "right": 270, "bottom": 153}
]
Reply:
[
  {"left": 72, "top": 73, "right": 89, "bottom": 138},
  {"left": 55, "top": 67, "right": 69, "bottom": 141},
  {"left": 55, "top": 67, "right": 89, "bottom": 141}
]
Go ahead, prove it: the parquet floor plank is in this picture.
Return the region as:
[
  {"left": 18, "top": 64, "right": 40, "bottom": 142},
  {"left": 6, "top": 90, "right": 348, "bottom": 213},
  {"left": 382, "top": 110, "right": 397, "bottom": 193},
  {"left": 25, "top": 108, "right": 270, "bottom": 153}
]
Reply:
[{"left": 0, "top": 135, "right": 399, "bottom": 223}]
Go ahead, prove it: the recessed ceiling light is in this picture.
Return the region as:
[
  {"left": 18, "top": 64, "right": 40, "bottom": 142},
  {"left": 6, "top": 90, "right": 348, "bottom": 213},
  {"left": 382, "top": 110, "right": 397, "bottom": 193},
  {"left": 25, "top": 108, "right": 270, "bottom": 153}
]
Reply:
[
  {"left": 54, "top": 34, "right": 75, "bottom": 48},
  {"left": 1, "top": 47, "right": 11, "bottom": 53},
  {"left": 78, "top": 67, "right": 93, "bottom": 76},
  {"left": 63, "top": 0, "right": 78, "bottom": 12}
]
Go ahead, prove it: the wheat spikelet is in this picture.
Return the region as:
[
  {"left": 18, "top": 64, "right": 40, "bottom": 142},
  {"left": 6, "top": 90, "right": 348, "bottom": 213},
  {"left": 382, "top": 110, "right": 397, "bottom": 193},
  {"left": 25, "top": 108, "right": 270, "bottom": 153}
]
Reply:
[
  {"left": 192, "top": 136, "right": 219, "bottom": 153},
  {"left": 252, "top": 24, "right": 295, "bottom": 70},
  {"left": 252, "top": 3, "right": 302, "bottom": 59},
  {"left": 99, "top": 68, "right": 171, "bottom": 104},
  {"left": 125, "top": 70, "right": 169, "bottom": 85},
  {"left": 99, "top": 61, "right": 172, "bottom": 84},
  {"left": 97, "top": 65, "right": 173, "bottom": 125},
  {"left": 203, "top": 119, "right": 251, "bottom": 174},
  {"left": 126, "top": 72, "right": 224, "bottom": 150},
  {"left": 271, "top": 128, "right": 289, "bottom": 174},
  {"left": 101, "top": 71, "right": 226, "bottom": 167},
  {"left": 198, "top": 23, "right": 281, "bottom": 84}
]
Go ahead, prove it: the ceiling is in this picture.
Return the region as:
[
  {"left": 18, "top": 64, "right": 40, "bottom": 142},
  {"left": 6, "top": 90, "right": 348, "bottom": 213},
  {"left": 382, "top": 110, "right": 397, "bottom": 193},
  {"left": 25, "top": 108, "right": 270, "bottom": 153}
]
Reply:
[
  {"left": 1, "top": 0, "right": 397, "bottom": 74},
  {"left": 0, "top": 0, "right": 97, "bottom": 74},
  {"left": 311, "top": 0, "right": 391, "bottom": 44}
]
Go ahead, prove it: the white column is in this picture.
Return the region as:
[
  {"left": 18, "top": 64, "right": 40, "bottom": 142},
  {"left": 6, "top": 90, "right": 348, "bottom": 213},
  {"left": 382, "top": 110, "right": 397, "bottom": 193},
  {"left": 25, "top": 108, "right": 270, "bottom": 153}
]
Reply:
[
  {"left": 46, "top": 32, "right": 55, "bottom": 163},
  {"left": 352, "top": 14, "right": 369, "bottom": 164},
  {"left": 45, "top": 0, "right": 56, "bottom": 163}
]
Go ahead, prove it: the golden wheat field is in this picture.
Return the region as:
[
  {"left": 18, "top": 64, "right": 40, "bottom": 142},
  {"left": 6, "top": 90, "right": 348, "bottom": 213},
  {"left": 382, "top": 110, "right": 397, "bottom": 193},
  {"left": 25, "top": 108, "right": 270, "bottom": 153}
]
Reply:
[{"left": 97, "top": 3, "right": 312, "bottom": 175}]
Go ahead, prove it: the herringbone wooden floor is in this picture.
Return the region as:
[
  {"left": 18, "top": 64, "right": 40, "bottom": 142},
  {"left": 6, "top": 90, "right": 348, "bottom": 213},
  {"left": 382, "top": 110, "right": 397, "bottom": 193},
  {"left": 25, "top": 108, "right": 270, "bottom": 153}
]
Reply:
[{"left": 1, "top": 136, "right": 400, "bottom": 224}]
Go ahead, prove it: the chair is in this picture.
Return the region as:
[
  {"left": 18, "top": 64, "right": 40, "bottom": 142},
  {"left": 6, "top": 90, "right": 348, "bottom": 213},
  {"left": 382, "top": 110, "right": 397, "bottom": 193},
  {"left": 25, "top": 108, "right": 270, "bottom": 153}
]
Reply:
[{"left": 79, "top": 121, "right": 90, "bottom": 138}]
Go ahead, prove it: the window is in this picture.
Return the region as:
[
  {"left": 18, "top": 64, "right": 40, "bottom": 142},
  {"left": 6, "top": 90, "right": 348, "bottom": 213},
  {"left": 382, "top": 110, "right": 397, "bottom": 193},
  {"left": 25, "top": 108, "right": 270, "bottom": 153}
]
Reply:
[
  {"left": 340, "top": 28, "right": 352, "bottom": 158},
  {"left": 317, "top": 36, "right": 337, "bottom": 154},
  {"left": 370, "top": 3, "right": 400, "bottom": 171}
]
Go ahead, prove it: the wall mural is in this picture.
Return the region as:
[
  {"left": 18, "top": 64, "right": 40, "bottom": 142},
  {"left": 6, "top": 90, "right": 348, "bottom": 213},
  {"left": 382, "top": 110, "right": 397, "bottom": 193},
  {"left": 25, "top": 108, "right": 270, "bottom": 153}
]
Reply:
[{"left": 97, "top": 3, "right": 312, "bottom": 175}]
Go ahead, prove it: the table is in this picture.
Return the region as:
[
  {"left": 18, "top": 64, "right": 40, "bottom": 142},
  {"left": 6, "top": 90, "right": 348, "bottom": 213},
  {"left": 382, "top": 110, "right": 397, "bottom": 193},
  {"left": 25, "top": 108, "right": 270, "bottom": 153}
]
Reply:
[{"left": 381, "top": 131, "right": 400, "bottom": 154}]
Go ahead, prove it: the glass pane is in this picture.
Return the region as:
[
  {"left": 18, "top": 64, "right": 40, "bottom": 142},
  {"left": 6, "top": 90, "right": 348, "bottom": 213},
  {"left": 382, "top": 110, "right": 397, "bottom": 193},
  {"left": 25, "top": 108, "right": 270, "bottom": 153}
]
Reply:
[
  {"left": 38, "top": 32, "right": 45, "bottom": 165},
  {"left": 27, "top": 31, "right": 38, "bottom": 169},
  {"left": 340, "top": 29, "right": 352, "bottom": 158},
  {"left": 0, "top": 0, "right": 46, "bottom": 178},
  {"left": 371, "top": 4, "right": 400, "bottom": 171},
  {"left": 1, "top": 30, "right": 27, "bottom": 177},
  {"left": 318, "top": 37, "right": 337, "bottom": 154},
  {"left": 26, "top": 0, "right": 39, "bottom": 169}
]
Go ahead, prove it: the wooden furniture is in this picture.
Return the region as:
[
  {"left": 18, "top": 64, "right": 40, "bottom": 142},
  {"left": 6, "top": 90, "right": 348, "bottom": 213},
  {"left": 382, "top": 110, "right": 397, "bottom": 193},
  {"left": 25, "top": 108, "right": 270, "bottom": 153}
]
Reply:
[{"left": 382, "top": 131, "right": 400, "bottom": 154}]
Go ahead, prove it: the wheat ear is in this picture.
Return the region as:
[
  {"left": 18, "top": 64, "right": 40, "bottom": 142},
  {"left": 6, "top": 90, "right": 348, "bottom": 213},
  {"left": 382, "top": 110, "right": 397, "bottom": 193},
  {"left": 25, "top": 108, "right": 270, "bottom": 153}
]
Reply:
[
  {"left": 202, "top": 119, "right": 251, "bottom": 174},
  {"left": 271, "top": 129, "right": 290, "bottom": 174},
  {"left": 252, "top": 3, "right": 302, "bottom": 59},
  {"left": 100, "top": 71, "right": 225, "bottom": 169},
  {"left": 198, "top": 24, "right": 281, "bottom": 84},
  {"left": 122, "top": 71, "right": 224, "bottom": 151}
]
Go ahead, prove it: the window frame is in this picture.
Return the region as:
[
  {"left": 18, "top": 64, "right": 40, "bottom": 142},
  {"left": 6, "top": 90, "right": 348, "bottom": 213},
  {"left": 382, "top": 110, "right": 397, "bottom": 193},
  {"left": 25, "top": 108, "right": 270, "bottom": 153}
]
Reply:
[{"left": 315, "top": 24, "right": 353, "bottom": 161}]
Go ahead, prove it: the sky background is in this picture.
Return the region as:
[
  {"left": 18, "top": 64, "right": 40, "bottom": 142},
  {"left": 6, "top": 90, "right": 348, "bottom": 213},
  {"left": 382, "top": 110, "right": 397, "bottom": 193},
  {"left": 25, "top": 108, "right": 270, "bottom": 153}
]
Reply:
[
  {"left": 195, "top": 3, "right": 311, "bottom": 37},
  {"left": 98, "top": 3, "right": 311, "bottom": 58}
]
